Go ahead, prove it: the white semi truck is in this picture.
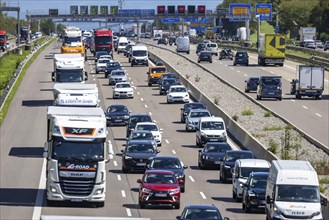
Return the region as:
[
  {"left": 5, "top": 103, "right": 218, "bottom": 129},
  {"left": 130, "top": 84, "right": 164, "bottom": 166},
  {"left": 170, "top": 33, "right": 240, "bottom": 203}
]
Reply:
[
  {"left": 52, "top": 54, "right": 88, "bottom": 83},
  {"left": 53, "top": 83, "right": 99, "bottom": 107},
  {"left": 290, "top": 65, "right": 325, "bottom": 99},
  {"left": 44, "top": 106, "right": 109, "bottom": 207}
]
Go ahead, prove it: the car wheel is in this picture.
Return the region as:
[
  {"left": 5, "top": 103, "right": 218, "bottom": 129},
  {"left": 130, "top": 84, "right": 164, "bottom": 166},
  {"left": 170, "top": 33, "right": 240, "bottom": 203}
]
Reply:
[
  {"left": 174, "top": 203, "right": 180, "bottom": 209},
  {"left": 242, "top": 202, "right": 245, "bottom": 210},
  {"left": 232, "top": 190, "right": 236, "bottom": 199},
  {"left": 148, "top": 82, "right": 152, "bottom": 86},
  {"left": 131, "top": 63, "right": 134, "bottom": 67},
  {"left": 181, "top": 186, "right": 185, "bottom": 193},
  {"left": 245, "top": 202, "right": 251, "bottom": 213},
  {"left": 139, "top": 200, "right": 145, "bottom": 209},
  {"left": 222, "top": 175, "right": 227, "bottom": 184},
  {"left": 210, "top": 61, "right": 212, "bottom": 63},
  {"left": 122, "top": 166, "right": 128, "bottom": 173},
  {"left": 187, "top": 51, "right": 190, "bottom": 54},
  {"left": 245, "top": 89, "right": 249, "bottom": 93},
  {"left": 278, "top": 97, "right": 282, "bottom": 101},
  {"left": 198, "top": 60, "right": 200, "bottom": 63}
]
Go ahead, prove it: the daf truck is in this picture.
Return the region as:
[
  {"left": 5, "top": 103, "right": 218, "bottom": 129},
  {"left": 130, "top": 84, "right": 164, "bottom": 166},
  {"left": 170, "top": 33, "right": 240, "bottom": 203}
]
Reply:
[
  {"left": 61, "top": 27, "right": 86, "bottom": 60},
  {"left": 53, "top": 83, "right": 99, "bottom": 107},
  {"left": 258, "top": 34, "right": 286, "bottom": 66},
  {"left": 52, "top": 54, "right": 88, "bottom": 83},
  {"left": 265, "top": 160, "right": 327, "bottom": 220},
  {"left": 290, "top": 66, "right": 325, "bottom": 99},
  {"left": 44, "top": 106, "right": 110, "bottom": 207},
  {"left": 0, "top": 30, "right": 8, "bottom": 51}
]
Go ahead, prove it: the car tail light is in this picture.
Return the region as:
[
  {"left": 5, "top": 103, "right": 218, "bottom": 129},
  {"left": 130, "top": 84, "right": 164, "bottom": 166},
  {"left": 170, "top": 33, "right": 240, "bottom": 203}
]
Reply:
[{"left": 208, "top": 56, "right": 212, "bottom": 59}]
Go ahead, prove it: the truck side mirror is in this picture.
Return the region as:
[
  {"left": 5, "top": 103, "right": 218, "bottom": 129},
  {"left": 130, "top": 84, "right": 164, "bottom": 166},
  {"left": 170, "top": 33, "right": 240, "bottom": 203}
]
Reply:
[
  {"left": 51, "top": 72, "right": 55, "bottom": 81},
  {"left": 84, "top": 71, "right": 88, "bottom": 80},
  {"left": 321, "top": 197, "right": 328, "bottom": 206},
  {"left": 266, "top": 195, "right": 273, "bottom": 204}
]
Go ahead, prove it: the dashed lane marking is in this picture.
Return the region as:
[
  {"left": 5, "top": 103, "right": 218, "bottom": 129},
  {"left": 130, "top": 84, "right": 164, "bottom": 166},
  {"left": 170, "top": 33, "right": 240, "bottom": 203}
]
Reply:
[
  {"left": 165, "top": 139, "right": 169, "bottom": 144},
  {"left": 121, "top": 190, "right": 126, "bottom": 198},
  {"left": 302, "top": 106, "right": 308, "bottom": 110},
  {"left": 148, "top": 112, "right": 152, "bottom": 116},
  {"left": 291, "top": 99, "right": 296, "bottom": 102},
  {"left": 200, "top": 192, "right": 207, "bottom": 199},
  {"left": 243, "top": 74, "right": 248, "bottom": 77},
  {"left": 140, "top": 98, "right": 144, "bottom": 102},
  {"left": 117, "top": 175, "right": 122, "bottom": 181},
  {"left": 189, "top": 176, "right": 195, "bottom": 182},
  {"left": 144, "top": 104, "right": 148, "bottom": 108},
  {"left": 316, "top": 113, "right": 322, "bottom": 117},
  {"left": 237, "top": 70, "right": 240, "bottom": 73},
  {"left": 172, "top": 150, "right": 176, "bottom": 154},
  {"left": 113, "top": 161, "right": 118, "bottom": 166},
  {"left": 137, "top": 91, "right": 140, "bottom": 95},
  {"left": 126, "top": 208, "right": 132, "bottom": 217}
]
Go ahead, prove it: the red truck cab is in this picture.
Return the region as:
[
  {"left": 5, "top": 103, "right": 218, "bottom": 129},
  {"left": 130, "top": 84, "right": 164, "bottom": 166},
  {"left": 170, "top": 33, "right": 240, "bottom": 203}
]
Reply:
[
  {"left": 0, "top": 30, "right": 7, "bottom": 51},
  {"left": 92, "top": 28, "right": 113, "bottom": 56}
]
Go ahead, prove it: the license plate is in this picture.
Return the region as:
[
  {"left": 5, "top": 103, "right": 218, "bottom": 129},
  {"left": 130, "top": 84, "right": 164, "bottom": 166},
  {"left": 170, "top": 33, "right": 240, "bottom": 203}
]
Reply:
[
  {"left": 115, "top": 119, "right": 122, "bottom": 122},
  {"left": 155, "top": 193, "right": 167, "bottom": 197},
  {"left": 71, "top": 198, "right": 83, "bottom": 202},
  {"left": 136, "top": 163, "right": 146, "bottom": 166},
  {"left": 209, "top": 139, "right": 217, "bottom": 141},
  {"left": 215, "top": 161, "right": 221, "bottom": 164}
]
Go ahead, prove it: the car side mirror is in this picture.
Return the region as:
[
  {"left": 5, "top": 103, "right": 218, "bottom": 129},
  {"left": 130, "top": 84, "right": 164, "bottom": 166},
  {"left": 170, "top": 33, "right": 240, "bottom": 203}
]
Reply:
[
  {"left": 159, "top": 128, "right": 163, "bottom": 132},
  {"left": 51, "top": 72, "right": 55, "bottom": 81},
  {"left": 183, "top": 165, "right": 188, "bottom": 169},
  {"left": 176, "top": 216, "right": 181, "bottom": 220},
  {"left": 112, "top": 86, "right": 115, "bottom": 89},
  {"left": 266, "top": 195, "right": 274, "bottom": 204},
  {"left": 137, "top": 179, "right": 142, "bottom": 183}
]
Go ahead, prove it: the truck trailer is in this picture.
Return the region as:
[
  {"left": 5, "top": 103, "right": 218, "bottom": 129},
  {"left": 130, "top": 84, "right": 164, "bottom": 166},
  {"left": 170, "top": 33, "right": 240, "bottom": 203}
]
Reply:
[
  {"left": 258, "top": 34, "right": 286, "bottom": 66},
  {"left": 44, "top": 106, "right": 109, "bottom": 207},
  {"left": 290, "top": 65, "right": 325, "bottom": 99}
]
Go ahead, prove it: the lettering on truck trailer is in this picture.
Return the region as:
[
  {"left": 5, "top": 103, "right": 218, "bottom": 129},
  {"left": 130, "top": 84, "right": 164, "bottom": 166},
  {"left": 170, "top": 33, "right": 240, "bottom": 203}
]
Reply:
[{"left": 58, "top": 98, "right": 95, "bottom": 105}]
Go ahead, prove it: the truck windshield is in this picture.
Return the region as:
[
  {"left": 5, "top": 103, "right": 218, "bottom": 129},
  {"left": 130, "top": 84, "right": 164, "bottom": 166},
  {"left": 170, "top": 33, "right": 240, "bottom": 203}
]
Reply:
[
  {"left": 64, "top": 37, "right": 81, "bottom": 44},
  {"left": 95, "top": 36, "right": 112, "bottom": 44},
  {"left": 52, "top": 140, "right": 104, "bottom": 161},
  {"left": 56, "top": 69, "right": 83, "bottom": 83},
  {"left": 132, "top": 50, "right": 147, "bottom": 57},
  {"left": 276, "top": 185, "right": 320, "bottom": 203},
  {"left": 239, "top": 167, "right": 269, "bottom": 178}
]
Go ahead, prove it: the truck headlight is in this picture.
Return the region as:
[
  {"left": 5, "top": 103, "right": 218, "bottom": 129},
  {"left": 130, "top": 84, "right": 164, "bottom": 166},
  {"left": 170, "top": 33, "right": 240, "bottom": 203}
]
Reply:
[
  {"left": 50, "top": 186, "right": 57, "bottom": 193},
  {"left": 95, "top": 188, "right": 104, "bottom": 195},
  {"left": 273, "top": 205, "right": 282, "bottom": 215}
]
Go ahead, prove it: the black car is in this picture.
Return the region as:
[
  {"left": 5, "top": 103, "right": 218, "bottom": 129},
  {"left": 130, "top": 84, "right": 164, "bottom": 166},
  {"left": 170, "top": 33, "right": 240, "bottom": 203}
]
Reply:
[
  {"left": 219, "top": 49, "right": 234, "bottom": 60},
  {"left": 127, "top": 130, "right": 157, "bottom": 150},
  {"left": 158, "top": 38, "right": 168, "bottom": 45},
  {"left": 94, "top": 51, "right": 109, "bottom": 62},
  {"left": 121, "top": 140, "right": 159, "bottom": 173},
  {"left": 177, "top": 204, "right": 230, "bottom": 220},
  {"left": 180, "top": 102, "right": 206, "bottom": 123},
  {"left": 104, "top": 61, "right": 122, "bottom": 78},
  {"left": 169, "top": 36, "right": 176, "bottom": 45},
  {"left": 233, "top": 51, "right": 249, "bottom": 66},
  {"left": 324, "top": 41, "right": 329, "bottom": 51},
  {"left": 244, "top": 77, "right": 259, "bottom": 93},
  {"left": 219, "top": 150, "right": 255, "bottom": 183},
  {"left": 105, "top": 104, "right": 130, "bottom": 126},
  {"left": 155, "top": 61, "right": 165, "bottom": 66},
  {"left": 148, "top": 156, "right": 188, "bottom": 192},
  {"left": 196, "top": 43, "right": 206, "bottom": 54},
  {"left": 198, "top": 51, "right": 212, "bottom": 63},
  {"left": 242, "top": 172, "right": 269, "bottom": 213},
  {"left": 159, "top": 73, "right": 179, "bottom": 85},
  {"left": 198, "top": 142, "right": 233, "bottom": 169},
  {"left": 126, "top": 114, "right": 153, "bottom": 137},
  {"left": 159, "top": 78, "right": 179, "bottom": 95}
]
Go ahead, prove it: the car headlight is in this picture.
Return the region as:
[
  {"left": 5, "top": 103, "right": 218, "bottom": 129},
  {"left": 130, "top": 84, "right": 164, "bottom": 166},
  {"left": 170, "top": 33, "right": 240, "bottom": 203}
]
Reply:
[
  {"left": 273, "top": 205, "right": 282, "bottom": 215},
  {"left": 224, "top": 165, "right": 230, "bottom": 169},
  {"left": 201, "top": 132, "right": 206, "bottom": 137},
  {"left": 142, "top": 188, "right": 152, "bottom": 193},
  {"left": 202, "top": 155, "right": 208, "bottom": 159},
  {"left": 125, "top": 156, "right": 132, "bottom": 159},
  {"left": 169, "top": 189, "right": 180, "bottom": 194},
  {"left": 221, "top": 132, "right": 227, "bottom": 137},
  {"left": 123, "top": 115, "right": 129, "bottom": 119},
  {"left": 248, "top": 191, "right": 256, "bottom": 196}
]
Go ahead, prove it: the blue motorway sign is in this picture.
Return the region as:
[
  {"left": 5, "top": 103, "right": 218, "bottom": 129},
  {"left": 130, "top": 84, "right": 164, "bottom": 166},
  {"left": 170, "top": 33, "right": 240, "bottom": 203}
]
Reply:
[
  {"left": 255, "top": 3, "right": 272, "bottom": 21},
  {"left": 162, "top": 18, "right": 180, "bottom": 23},
  {"left": 118, "top": 9, "right": 155, "bottom": 15},
  {"left": 229, "top": 3, "right": 251, "bottom": 21},
  {"left": 184, "top": 18, "right": 210, "bottom": 23}
]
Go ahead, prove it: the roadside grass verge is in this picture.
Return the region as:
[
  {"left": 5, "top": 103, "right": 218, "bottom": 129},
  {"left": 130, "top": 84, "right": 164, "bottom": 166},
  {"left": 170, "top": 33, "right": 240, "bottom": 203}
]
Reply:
[{"left": 0, "top": 37, "right": 56, "bottom": 125}]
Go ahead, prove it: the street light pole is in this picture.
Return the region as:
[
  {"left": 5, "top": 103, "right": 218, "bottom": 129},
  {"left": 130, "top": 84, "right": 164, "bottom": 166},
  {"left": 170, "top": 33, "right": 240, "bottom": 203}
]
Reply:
[{"left": 256, "top": 15, "right": 260, "bottom": 48}]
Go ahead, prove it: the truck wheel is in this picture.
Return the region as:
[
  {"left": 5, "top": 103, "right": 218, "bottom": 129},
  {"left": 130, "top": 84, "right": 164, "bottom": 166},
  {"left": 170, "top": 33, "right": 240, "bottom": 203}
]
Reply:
[
  {"left": 187, "top": 51, "right": 190, "bottom": 54},
  {"left": 131, "top": 63, "right": 134, "bottom": 67},
  {"left": 46, "top": 199, "right": 58, "bottom": 207},
  {"left": 278, "top": 97, "right": 282, "bottom": 101},
  {"left": 279, "top": 63, "right": 284, "bottom": 67},
  {"left": 296, "top": 94, "right": 301, "bottom": 99},
  {"left": 148, "top": 82, "right": 152, "bottom": 86}
]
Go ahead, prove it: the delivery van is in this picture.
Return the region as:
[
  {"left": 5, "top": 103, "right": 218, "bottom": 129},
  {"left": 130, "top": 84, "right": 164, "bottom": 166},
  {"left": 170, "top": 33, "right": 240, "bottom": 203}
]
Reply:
[
  {"left": 176, "top": 36, "right": 190, "bottom": 54},
  {"left": 256, "top": 76, "right": 282, "bottom": 101}
]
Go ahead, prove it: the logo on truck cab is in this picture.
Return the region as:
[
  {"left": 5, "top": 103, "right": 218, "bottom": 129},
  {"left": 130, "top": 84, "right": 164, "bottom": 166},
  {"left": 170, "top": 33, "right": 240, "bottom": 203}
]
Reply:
[{"left": 63, "top": 127, "right": 95, "bottom": 136}]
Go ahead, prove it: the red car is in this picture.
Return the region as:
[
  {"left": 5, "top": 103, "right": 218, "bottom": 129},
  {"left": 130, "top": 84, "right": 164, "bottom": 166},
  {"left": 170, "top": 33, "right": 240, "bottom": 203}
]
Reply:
[{"left": 137, "top": 170, "right": 181, "bottom": 209}]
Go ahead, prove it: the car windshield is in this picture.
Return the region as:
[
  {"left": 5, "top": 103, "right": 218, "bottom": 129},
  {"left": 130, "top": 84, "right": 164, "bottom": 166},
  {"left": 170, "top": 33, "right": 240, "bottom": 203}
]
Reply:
[
  {"left": 99, "top": 59, "right": 110, "bottom": 63},
  {"left": 111, "top": 71, "right": 125, "bottom": 76},
  {"left": 151, "top": 158, "right": 182, "bottom": 169},
  {"left": 185, "top": 103, "right": 205, "bottom": 110},
  {"left": 249, "top": 176, "right": 268, "bottom": 188},
  {"left": 249, "top": 78, "right": 259, "bottom": 83},
  {"left": 208, "top": 44, "right": 217, "bottom": 47},
  {"left": 119, "top": 42, "right": 128, "bottom": 46},
  {"left": 240, "top": 167, "right": 269, "bottom": 178},
  {"left": 261, "top": 78, "right": 281, "bottom": 86},
  {"left": 151, "top": 67, "right": 166, "bottom": 73},
  {"left": 183, "top": 208, "right": 221, "bottom": 219},
  {"left": 116, "top": 83, "right": 131, "bottom": 88},
  {"left": 205, "top": 144, "right": 231, "bottom": 153},
  {"left": 126, "top": 144, "right": 154, "bottom": 153},
  {"left": 225, "top": 152, "right": 254, "bottom": 162},
  {"left": 163, "top": 79, "right": 177, "bottom": 85},
  {"left": 136, "top": 124, "right": 158, "bottom": 131},
  {"left": 108, "top": 62, "right": 120, "bottom": 67},
  {"left": 108, "top": 105, "right": 128, "bottom": 113},
  {"left": 170, "top": 87, "right": 186, "bottom": 93},
  {"left": 133, "top": 50, "right": 147, "bottom": 56},
  {"left": 198, "top": 44, "right": 205, "bottom": 48},
  {"left": 130, "top": 116, "right": 152, "bottom": 124},
  {"left": 190, "top": 111, "right": 210, "bottom": 118},
  {"left": 130, "top": 132, "right": 154, "bottom": 140},
  {"left": 96, "top": 52, "right": 108, "bottom": 58},
  {"left": 276, "top": 185, "right": 320, "bottom": 203},
  {"left": 144, "top": 173, "right": 176, "bottom": 184},
  {"left": 201, "top": 121, "right": 224, "bottom": 130}
]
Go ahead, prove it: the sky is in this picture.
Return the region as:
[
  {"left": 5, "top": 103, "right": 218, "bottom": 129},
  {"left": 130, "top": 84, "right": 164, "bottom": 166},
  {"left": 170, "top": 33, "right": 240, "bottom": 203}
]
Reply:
[{"left": 3, "top": 0, "right": 222, "bottom": 31}]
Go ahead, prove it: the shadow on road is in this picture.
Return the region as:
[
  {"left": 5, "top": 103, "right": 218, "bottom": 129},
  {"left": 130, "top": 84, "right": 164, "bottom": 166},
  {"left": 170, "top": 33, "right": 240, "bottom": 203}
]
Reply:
[
  {"left": 0, "top": 188, "right": 40, "bottom": 206},
  {"left": 9, "top": 147, "right": 43, "bottom": 158},
  {"left": 22, "top": 99, "right": 53, "bottom": 107}
]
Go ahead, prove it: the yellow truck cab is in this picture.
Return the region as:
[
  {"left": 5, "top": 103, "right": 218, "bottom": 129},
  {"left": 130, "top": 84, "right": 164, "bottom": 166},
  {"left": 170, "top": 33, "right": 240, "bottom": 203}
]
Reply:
[
  {"left": 147, "top": 66, "right": 167, "bottom": 86},
  {"left": 61, "top": 27, "right": 86, "bottom": 60}
]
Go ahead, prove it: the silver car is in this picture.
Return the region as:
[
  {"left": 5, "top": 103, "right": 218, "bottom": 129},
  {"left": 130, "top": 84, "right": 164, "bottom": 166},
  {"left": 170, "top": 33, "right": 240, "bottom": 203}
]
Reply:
[
  {"left": 185, "top": 109, "right": 211, "bottom": 131},
  {"left": 109, "top": 70, "right": 127, "bottom": 85}
]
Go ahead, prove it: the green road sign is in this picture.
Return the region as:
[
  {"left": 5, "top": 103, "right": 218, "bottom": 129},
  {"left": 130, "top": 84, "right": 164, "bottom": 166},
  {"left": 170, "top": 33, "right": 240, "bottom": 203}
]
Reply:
[
  {"left": 100, "top": 6, "right": 108, "bottom": 15},
  {"left": 90, "top": 6, "right": 98, "bottom": 15},
  {"left": 110, "top": 6, "right": 118, "bottom": 15},
  {"left": 70, "top": 5, "right": 78, "bottom": 15}
]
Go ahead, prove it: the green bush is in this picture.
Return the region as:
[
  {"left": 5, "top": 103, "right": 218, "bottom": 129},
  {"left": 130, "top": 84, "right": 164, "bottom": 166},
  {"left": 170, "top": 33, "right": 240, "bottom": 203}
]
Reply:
[
  {"left": 241, "top": 109, "right": 254, "bottom": 116},
  {"left": 264, "top": 111, "right": 271, "bottom": 117},
  {"left": 263, "top": 125, "right": 282, "bottom": 131}
]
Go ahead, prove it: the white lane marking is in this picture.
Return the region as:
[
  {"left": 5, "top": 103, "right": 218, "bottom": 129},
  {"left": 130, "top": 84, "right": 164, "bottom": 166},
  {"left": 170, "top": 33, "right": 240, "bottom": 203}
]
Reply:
[
  {"left": 165, "top": 139, "right": 169, "bottom": 144},
  {"left": 117, "top": 175, "right": 122, "bottom": 181},
  {"left": 291, "top": 99, "right": 296, "bottom": 102},
  {"left": 270, "top": 71, "right": 274, "bottom": 74},
  {"left": 93, "top": 78, "right": 96, "bottom": 81},
  {"left": 131, "top": 81, "right": 134, "bottom": 85},
  {"left": 108, "top": 140, "right": 114, "bottom": 159},
  {"left": 262, "top": 68, "right": 266, "bottom": 71},
  {"left": 172, "top": 150, "right": 176, "bottom": 154},
  {"left": 286, "top": 65, "right": 296, "bottom": 70},
  {"left": 137, "top": 91, "right": 140, "bottom": 95},
  {"left": 148, "top": 112, "right": 152, "bottom": 116},
  {"left": 325, "top": 79, "right": 329, "bottom": 83},
  {"left": 32, "top": 158, "right": 46, "bottom": 220},
  {"left": 180, "top": 161, "right": 185, "bottom": 167},
  {"left": 219, "top": 62, "right": 222, "bottom": 64},
  {"left": 189, "top": 176, "right": 195, "bottom": 182},
  {"left": 144, "top": 104, "right": 148, "bottom": 108},
  {"left": 129, "top": 77, "right": 131, "bottom": 80},
  {"left": 230, "top": 67, "right": 234, "bottom": 70},
  {"left": 200, "top": 192, "right": 207, "bottom": 199},
  {"left": 121, "top": 190, "right": 126, "bottom": 197},
  {"left": 316, "top": 113, "right": 322, "bottom": 117},
  {"left": 140, "top": 98, "right": 144, "bottom": 102},
  {"left": 113, "top": 161, "right": 118, "bottom": 166},
  {"left": 126, "top": 208, "right": 132, "bottom": 217},
  {"left": 225, "top": 65, "right": 228, "bottom": 67},
  {"left": 302, "top": 106, "right": 308, "bottom": 110},
  {"left": 153, "top": 120, "right": 157, "bottom": 123},
  {"left": 243, "top": 74, "right": 248, "bottom": 77},
  {"left": 237, "top": 70, "right": 240, "bottom": 73}
]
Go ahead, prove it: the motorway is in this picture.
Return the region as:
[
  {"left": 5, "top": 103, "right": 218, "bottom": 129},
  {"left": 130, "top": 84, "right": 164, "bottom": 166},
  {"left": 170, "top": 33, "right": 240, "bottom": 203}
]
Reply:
[
  {"left": 0, "top": 41, "right": 266, "bottom": 220},
  {"left": 143, "top": 39, "right": 329, "bottom": 148}
]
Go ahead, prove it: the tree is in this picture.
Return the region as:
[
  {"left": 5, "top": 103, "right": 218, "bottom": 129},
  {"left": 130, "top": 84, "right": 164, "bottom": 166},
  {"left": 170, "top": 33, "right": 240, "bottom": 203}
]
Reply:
[
  {"left": 40, "top": 19, "right": 55, "bottom": 35},
  {"left": 309, "top": 0, "right": 329, "bottom": 41}
]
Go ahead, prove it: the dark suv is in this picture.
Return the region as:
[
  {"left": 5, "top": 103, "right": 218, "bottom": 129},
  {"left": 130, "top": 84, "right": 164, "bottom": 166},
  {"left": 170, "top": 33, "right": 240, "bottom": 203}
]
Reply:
[
  {"left": 196, "top": 43, "right": 206, "bottom": 54},
  {"left": 244, "top": 77, "right": 259, "bottom": 93},
  {"left": 219, "top": 150, "right": 254, "bottom": 183},
  {"left": 256, "top": 76, "right": 282, "bottom": 101},
  {"left": 233, "top": 51, "right": 249, "bottom": 66},
  {"left": 242, "top": 172, "right": 268, "bottom": 213}
]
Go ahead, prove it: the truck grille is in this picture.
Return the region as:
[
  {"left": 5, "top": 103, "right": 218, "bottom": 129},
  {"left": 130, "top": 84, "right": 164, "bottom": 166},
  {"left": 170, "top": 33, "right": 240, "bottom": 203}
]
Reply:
[{"left": 59, "top": 177, "right": 95, "bottom": 196}]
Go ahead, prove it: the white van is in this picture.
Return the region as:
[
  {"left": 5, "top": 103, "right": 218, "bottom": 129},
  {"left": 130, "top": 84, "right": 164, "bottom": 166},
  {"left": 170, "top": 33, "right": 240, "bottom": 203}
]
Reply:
[
  {"left": 206, "top": 42, "right": 219, "bottom": 56},
  {"left": 265, "top": 160, "right": 326, "bottom": 220},
  {"left": 117, "top": 37, "right": 129, "bottom": 54},
  {"left": 232, "top": 159, "right": 271, "bottom": 202},
  {"left": 176, "top": 36, "right": 190, "bottom": 54},
  {"left": 130, "top": 45, "right": 148, "bottom": 67},
  {"left": 196, "top": 117, "right": 227, "bottom": 147}
]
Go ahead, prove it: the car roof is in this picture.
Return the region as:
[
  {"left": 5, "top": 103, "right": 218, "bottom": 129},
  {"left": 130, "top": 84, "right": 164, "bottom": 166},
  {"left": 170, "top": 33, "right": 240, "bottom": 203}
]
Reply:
[
  {"left": 235, "top": 159, "right": 271, "bottom": 167},
  {"left": 226, "top": 150, "right": 253, "bottom": 154},
  {"left": 184, "top": 102, "right": 203, "bottom": 106},
  {"left": 136, "top": 122, "right": 157, "bottom": 126},
  {"left": 184, "top": 204, "right": 218, "bottom": 209},
  {"left": 131, "top": 130, "right": 153, "bottom": 134},
  {"left": 189, "top": 109, "right": 209, "bottom": 113},
  {"left": 130, "top": 113, "right": 151, "bottom": 117},
  {"left": 108, "top": 104, "right": 128, "bottom": 108},
  {"left": 199, "top": 117, "right": 224, "bottom": 122},
  {"left": 144, "top": 169, "right": 175, "bottom": 175},
  {"left": 205, "top": 142, "right": 231, "bottom": 146},
  {"left": 152, "top": 156, "right": 179, "bottom": 160},
  {"left": 170, "top": 85, "right": 186, "bottom": 89}
]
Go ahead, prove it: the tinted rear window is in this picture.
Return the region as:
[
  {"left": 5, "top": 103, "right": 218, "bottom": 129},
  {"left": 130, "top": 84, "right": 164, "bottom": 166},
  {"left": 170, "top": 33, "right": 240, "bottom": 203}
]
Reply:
[{"left": 261, "top": 78, "right": 281, "bottom": 86}]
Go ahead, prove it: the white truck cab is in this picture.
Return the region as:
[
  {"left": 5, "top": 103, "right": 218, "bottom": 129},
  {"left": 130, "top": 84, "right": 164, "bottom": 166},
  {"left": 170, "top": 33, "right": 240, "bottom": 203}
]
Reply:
[
  {"left": 53, "top": 83, "right": 99, "bottom": 107},
  {"left": 53, "top": 54, "right": 87, "bottom": 83},
  {"left": 265, "top": 160, "right": 326, "bottom": 220},
  {"left": 44, "top": 106, "right": 110, "bottom": 207},
  {"left": 232, "top": 159, "right": 271, "bottom": 202},
  {"left": 130, "top": 45, "right": 148, "bottom": 67}
]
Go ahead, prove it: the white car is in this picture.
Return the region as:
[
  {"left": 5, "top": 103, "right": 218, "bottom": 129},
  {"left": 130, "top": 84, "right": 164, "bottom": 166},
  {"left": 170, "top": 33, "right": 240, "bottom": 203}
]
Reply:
[
  {"left": 134, "top": 122, "right": 163, "bottom": 146},
  {"left": 99, "top": 55, "right": 113, "bottom": 61},
  {"left": 206, "top": 43, "right": 218, "bottom": 56},
  {"left": 112, "top": 82, "right": 134, "bottom": 99},
  {"left": 167, "top": 85, "right": 189, "bottom": 103},
  {"left": 96, "top": 58, "right": 111, "bottom": 74},
  {"left": 185, "top": 109, "right": 211, "bottom": 131}
]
